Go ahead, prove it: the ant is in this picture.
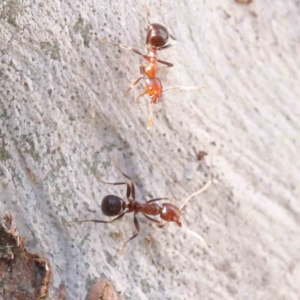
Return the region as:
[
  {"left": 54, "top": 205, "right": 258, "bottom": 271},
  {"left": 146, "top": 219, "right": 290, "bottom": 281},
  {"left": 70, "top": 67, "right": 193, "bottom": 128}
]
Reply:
[
  {"left": 101, "top": 8, "right": 205, "bottom": 129},
  {"left": 64, "top": 159, "right": 212, "bottom": 253}
]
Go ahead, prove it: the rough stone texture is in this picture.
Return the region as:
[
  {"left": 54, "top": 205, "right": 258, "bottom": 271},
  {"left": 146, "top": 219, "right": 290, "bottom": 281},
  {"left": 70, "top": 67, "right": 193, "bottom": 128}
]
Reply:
[
  {"left": 1, "top": 0, "right": 300, "bottom": 299},
  {"left": 0, "top": 213, "right": 51, "bottom": 299}
]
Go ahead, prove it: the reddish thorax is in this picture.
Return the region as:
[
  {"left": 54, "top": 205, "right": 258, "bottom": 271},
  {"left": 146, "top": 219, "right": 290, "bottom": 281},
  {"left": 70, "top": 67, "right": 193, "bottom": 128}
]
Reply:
[
  {"left": 141, "top": 50, "right": 158, "bottom": 78},
  {"left": 139, "top": 48, "right": 163, "bottom": 104}
]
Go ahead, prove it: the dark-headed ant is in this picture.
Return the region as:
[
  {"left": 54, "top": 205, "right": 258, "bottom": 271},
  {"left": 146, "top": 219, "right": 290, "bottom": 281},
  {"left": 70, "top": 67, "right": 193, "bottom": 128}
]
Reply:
[
  {"left": 64, "top": 159, "right": 211, "bottom": 253},
  {"left": 101, "top": 9, "right": 205, "bottom": 129}
]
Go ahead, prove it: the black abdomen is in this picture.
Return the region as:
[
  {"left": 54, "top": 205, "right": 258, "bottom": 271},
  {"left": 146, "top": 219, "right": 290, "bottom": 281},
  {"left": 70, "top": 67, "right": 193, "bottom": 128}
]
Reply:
[{"left": 101, "top": 195, "right": 125, "bottom": 216}]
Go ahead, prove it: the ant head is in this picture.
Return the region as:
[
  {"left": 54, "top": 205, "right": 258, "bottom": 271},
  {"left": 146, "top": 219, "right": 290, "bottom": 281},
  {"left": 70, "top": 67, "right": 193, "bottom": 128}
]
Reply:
[
  {"left": 146, "top": 23, "right": 169, "bottom": 48},
  {"left": 160, "top": 203, "right": 182, "bottom": 227},
  {"left": 101, "top": 195, "right": 125, "bottom": 217},
  {"left": 145, "top": 78, "right": 163, "bottom": 100}
]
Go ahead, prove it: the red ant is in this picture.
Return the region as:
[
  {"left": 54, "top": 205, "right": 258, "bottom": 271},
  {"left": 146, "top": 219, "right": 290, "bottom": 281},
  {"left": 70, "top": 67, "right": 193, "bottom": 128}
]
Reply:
[
  {"left": 101, "top": 9, "right": 205, "bottom": 129},
  {"left": 64, "top": 159, "right": 212, "bottom": 253}
]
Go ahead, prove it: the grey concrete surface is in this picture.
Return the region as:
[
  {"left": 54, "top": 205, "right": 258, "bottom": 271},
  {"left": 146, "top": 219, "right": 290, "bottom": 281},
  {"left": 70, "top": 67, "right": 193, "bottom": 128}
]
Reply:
[{"left": 1, "top": 0, "right": 300, "bottom": 299}]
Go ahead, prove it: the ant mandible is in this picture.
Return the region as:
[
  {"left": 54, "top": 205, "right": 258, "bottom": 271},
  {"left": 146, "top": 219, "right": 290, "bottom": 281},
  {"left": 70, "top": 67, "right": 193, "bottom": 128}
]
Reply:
[
  {"left": 101, "top": 9, "right": 205, "bottom": 130},
  {"left": 64, "top": 158, "right": 212, "bottom": 253}
]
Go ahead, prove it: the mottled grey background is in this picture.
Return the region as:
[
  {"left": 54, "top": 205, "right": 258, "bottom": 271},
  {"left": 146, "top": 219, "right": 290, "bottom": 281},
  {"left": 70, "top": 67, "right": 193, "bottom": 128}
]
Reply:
[{"left": 1, "top": 0, "right": 300, "bottom": 299}]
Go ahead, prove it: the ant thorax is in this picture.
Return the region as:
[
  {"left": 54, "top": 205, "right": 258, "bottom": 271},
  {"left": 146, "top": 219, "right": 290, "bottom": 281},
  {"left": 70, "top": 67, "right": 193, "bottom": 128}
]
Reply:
[
  {"left": 141, "top": 57, "right": 158, "bottom": 78},
  {"left": 146, "top": 49, "right": 158, "bottom": 58},
  {"left": 125, "top": 200, "right": 139, "bottom": 212}
]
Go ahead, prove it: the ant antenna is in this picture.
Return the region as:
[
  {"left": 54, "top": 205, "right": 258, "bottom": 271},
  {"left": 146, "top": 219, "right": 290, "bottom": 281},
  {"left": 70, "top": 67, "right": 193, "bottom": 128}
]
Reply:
[
  {"left": 181, "top": 221, "right": 208, "bottom": 247},
  {"left": 145, "top": 5, "right": 152, "bottom": 26},
  {"left": 159, "top": 180, "right": 212, "bottom": 229},
  {"left": 179, "top": 180, "right": 212, "bottom": 211},
  {"left": 147, "top": 102, "right": 154, "bottom": 130},
  {"left": 178, "top": 180, "right": 212, "bottom": 247},
  {"left": 163, "top": 85, "right": 205, "bottom": 93},
  {"left": 111, "top": 156, "right": 122, "bottom": 173}
]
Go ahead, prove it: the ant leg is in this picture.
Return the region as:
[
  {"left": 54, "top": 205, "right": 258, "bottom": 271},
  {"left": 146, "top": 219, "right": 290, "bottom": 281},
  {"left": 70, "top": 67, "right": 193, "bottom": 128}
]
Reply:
[
  {"left": 169, "top": 32, "right": 176, "bottom": 41},
  {"left": 143, "top": 214, "right": 161, "bottom": 223},
  {"left": 158, "top": 19, "right": 177, "bottom": 50},
  {"left": 157, "top": 59, "right": 174, "bottom": 68},
  {"left": 146, "top": 197, "right": 174, "bottom": 204},
  {"left": 101, "top": 38, "right": 146, "bottom": 58},
  {"left": 147, "top": 102, "right": 154, "bottom": 130},
  {"left": 145, "top": 5, "right": 152, "bottom": 26},
  {"left": 100, "top": 180, "right": 131, "bottom": 199},
  {"left": 167, "top": 24, "right": 176, "bottom": 41},
  {"left": 123, "top": 76, "right": 143, "bottom": 98},
  {"left": 158, "top": 222, "right": 168, "bottom": 228},
  {"left": 121, "top": 214, "right": 140, "bottom": 253},
  {"left": 111, "top": 157, "right": 136, "bottom": 201},
  {"left": 162, "top": 17, "right": 176, "bottom": 41},
  {"left": 163, "top": 85, "right": 205, "bottom": 92},
  {"left": 135, "top": 91, "right": 147, "bottom": 103},
  {"left": 64, "top": 211, "right": 127, "bottom": 226},
  {"left": 157, "top": 41, "right": 177, "bottom": 51},
  {"left": 131, "top": 182, "right": 136, "bottom": 202}
]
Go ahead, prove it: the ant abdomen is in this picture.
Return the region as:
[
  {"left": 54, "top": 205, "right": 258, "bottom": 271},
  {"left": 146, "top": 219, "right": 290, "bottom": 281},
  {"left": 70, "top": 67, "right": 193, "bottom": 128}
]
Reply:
[
  {"left": 101, "top": 195, "right": 125, "bottom": 216},
  {"left": 146, "top": 23, "right": 169, "bottom": 48}
]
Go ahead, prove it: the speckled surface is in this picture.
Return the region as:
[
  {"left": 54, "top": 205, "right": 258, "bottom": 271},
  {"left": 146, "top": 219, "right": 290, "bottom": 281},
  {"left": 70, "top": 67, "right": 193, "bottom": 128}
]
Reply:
[{"left": 1, "top": 0, "right": 300, "bottom": 299}]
